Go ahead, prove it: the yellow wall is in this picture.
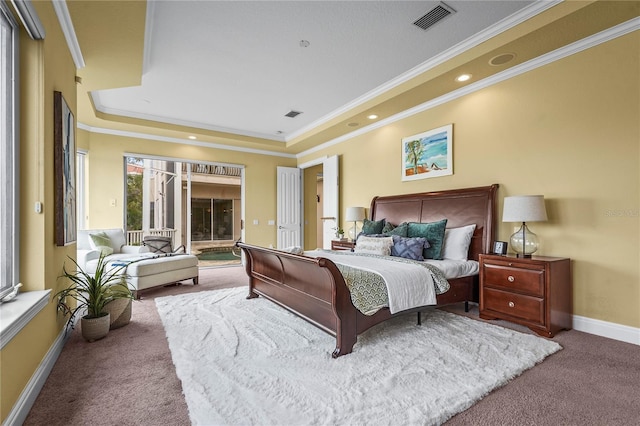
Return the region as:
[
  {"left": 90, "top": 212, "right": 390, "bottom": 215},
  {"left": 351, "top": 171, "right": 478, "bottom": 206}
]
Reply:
[
  {"left": 299, "top": 32, "right": 640, "bottom": 329},
  {"left": 1, "top": 1, "right": 77, "bottom": 421},
  {"left": 81, "top": 130, "right": 296, "bottom": 248}
]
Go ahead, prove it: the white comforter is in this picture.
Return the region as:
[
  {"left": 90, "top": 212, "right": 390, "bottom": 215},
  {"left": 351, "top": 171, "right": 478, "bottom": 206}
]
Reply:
[
  {"left": 305, "top": 250, "right": 436, "bottom": 314},
  {"left": 424, "top": 259, "right": 479, "bottom": 279}
]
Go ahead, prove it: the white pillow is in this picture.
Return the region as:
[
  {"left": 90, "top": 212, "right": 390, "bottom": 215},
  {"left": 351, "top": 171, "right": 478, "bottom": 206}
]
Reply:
[
  {"left": 279, "top": 246, "right": 303, "bottom": 255},
  {"left": 441, "top": 224, "right": 476, "bottom": 260},
  {"left": 354, "top": 235, "right": 393, "bottom": 256}
]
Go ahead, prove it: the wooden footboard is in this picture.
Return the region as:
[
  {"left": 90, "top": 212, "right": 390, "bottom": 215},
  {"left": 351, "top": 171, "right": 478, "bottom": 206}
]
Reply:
[
  {"left": 237, "top": 184, "right": 497, "bottom": 357},
  {"left": 238, "top": 242, "right": 358, "bottom": 357},
  {"left": 237, "top": 242, "right": 478, "bottom": 357}
]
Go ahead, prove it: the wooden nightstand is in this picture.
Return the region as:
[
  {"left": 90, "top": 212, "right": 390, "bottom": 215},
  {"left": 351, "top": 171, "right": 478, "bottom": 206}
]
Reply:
[
  {"left": 479, "top": 254, "right": 572, "bottom": 337},
  {"left": 331, "top": 240, "right": 355, "bottom": 251}
]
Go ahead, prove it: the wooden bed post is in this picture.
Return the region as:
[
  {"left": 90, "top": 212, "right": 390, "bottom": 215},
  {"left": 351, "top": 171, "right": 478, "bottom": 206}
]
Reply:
[
  {"left": 320, "top": 259, "right": 358, "bottom": 358},
  {"left": 241, "top": 247, "right": 259, "bottom": 299}
]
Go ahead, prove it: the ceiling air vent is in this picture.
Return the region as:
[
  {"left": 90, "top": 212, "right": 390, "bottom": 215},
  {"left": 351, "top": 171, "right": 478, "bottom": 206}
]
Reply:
[
  {"left": 413, "top": 2, "right": 455, "bottom": 31},
  {"left": 284, "top": 110, "right": 302, "bottom": 118}
]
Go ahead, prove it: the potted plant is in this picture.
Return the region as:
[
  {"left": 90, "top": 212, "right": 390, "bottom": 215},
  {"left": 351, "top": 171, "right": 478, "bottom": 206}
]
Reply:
[
  {"left": 54, "top": 253, "right": 135, "bottom": 342},
  {"left": 334, "top": 227, "right": 345, "bottom": 240}
]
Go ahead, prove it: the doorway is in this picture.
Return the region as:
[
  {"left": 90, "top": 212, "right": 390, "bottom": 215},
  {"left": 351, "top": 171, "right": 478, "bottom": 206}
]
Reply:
[{"left": 124, "top": 155, "right": 243, "bottom": 267}]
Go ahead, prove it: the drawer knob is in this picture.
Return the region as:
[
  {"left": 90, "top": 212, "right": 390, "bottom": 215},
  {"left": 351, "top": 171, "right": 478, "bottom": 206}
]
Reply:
[
  {"left": 507, "top": 275, "right": 515, "bottom": 282},
  {"left": 508, "top": 301, "right": 515, "bottom": 308}
]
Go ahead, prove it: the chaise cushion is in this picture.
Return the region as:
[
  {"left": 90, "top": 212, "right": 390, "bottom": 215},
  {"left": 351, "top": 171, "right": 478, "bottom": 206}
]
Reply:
[{"left": 125, "top": 255, "right": 198, "bottom": 277}]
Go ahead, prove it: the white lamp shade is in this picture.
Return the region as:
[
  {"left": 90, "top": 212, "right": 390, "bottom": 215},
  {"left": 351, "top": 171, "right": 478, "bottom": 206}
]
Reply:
[
  {"left": 502, "top": 195, "right": 548, "bottom": 222},
  {"left": 345, "top": 207, "right": 366, "bottom": 222}
]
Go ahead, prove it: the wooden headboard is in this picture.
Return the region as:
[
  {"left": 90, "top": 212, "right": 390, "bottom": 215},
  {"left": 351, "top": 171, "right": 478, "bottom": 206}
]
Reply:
[{"left": 369, "top": 184, "right": 499, "bottom": 261}]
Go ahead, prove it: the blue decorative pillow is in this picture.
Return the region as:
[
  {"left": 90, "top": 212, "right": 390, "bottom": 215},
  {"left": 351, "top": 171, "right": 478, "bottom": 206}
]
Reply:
[
  {"left": 407, "top": 219, "right": 448, "bottom": 259},
  {"left": 391, "top": 235, "right": 429, "bottom": 261},
  {"left": 362, "top": 218, "right": 385, "bottom": 235}
]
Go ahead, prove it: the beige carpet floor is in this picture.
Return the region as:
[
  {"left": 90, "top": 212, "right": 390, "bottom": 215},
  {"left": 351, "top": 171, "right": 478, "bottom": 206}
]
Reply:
[{"left": 24, "top": 265, "right": 640, "bottom": 425}]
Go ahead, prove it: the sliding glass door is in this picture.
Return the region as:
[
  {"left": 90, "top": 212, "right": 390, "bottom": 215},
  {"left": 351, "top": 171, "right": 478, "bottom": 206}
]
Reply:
[
  {"left": 191, "top": 198, "right": 234, "bottom": 241},
  {"left": 124, "top": 155, "right": 243, "bottom": 266}
]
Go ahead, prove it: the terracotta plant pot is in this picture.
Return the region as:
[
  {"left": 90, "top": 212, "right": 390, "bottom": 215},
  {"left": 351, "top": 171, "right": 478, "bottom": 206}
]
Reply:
[
  {"left": 81, "top": 313, "right": 110, "bottom": 342},
  {"left": 104, "top": 298, "right": 132, "bottom": 329}
]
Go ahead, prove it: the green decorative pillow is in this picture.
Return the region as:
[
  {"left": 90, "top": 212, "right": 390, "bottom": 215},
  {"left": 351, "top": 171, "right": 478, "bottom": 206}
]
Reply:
[
  {"left": 407, "top": 219, "right": 448, "bottom": 259},
  {"left": 383, "top": 222, "right": 408, "bottom": 237},
  {"left": 90, "top": 232, "right": 111, "bottom": 249},
  {"left": 361, "top": 218, "right": 385, "bottom": 235},
  {"left": 381, "top": 222, "right": 395, "bottom": 234}
]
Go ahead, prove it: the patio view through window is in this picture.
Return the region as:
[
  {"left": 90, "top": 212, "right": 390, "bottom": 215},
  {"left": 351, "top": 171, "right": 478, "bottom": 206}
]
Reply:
[{"left": 124, "top": 156, "right": 242, "bottom": 266}]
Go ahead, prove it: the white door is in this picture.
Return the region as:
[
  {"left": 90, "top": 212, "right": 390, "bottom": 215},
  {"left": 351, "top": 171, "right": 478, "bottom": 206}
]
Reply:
[
  {"left": 276, "top": 166, "right": 302, "bottom": 248},
  {"left": 322, "top": 155, "right": 339, "bottom": 249}
]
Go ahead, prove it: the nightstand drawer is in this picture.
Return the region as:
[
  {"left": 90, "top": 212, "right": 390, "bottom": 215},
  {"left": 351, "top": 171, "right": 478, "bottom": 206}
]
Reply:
[
  {"left": 483, "top": 263, "right": 544, "bottom": 297},
  {"left": 483, "top": 287, "right": 544, "bottom": 324},
  {"left": 331, "top": 240, "right": 355, "bottom": 251}
]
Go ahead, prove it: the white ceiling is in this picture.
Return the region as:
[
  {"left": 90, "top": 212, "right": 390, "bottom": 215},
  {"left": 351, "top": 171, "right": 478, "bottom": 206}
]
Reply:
[{"left": 91, "top": 1, "right": 537, "bottom": 142}]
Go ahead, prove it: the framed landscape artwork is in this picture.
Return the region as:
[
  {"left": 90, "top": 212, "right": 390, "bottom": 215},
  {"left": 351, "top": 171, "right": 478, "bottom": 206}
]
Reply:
[
  {"left": 401, "top": 124, "right": 453, "bottom": 181},
  {"left": 54, "top": 91, "right": 77, "bottom": 246}
]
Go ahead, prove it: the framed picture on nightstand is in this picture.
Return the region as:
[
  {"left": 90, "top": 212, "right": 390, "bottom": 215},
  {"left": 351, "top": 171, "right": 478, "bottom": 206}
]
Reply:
[{"left": 492, "top": 241, "right": 508, "bottom": 255}]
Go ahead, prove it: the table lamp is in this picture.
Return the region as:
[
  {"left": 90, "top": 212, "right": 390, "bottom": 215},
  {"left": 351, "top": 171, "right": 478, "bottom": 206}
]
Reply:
[
  {"left": 345, "top": 207, "right": 366, "bottom": 241},
  {"left": 502, "top": 195, "right": 547, "bottom": 258}
]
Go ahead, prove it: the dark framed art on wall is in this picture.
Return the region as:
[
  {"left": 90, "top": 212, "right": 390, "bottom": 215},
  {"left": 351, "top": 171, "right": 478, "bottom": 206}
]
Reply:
[{"left": 54, "top": 91, "right": 77, "bottom": 246}]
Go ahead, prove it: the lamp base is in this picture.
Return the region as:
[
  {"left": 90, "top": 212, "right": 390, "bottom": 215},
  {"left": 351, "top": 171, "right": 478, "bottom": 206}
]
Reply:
[
  {"left": 510, "top": 222, "right": 539, "bottom": 258},
  {"left": 348, "top": 222, "right": 359, "bottom": 241}
]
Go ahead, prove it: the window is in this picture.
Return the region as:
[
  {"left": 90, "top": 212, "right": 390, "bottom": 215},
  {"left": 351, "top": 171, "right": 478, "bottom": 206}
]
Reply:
[{"left": 0, "top": 3, "right": 19, "bottom": 298}]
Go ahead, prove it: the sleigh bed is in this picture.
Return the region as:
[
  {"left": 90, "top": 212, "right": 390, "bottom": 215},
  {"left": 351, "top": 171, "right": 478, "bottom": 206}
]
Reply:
[{"left": 237, "top": 184, "right": 498, "bottom": 357}]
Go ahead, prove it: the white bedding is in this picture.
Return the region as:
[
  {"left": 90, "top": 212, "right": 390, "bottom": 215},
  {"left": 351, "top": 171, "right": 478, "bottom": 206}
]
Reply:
[
  {"left": 424, "top": 259, "right": 479, "bottom": 279},
  {"left": 305, "top": 250, "right": 437, "bottom": 314},
  {"left": 304, "top": 250, "right": 436, "bottom": 314}
]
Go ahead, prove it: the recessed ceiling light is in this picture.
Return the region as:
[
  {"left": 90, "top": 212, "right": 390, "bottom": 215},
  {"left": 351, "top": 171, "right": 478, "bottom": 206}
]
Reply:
[
  {"left": 367, "top": 114, "right": 378, "bottom": 120},
  {"left": 455, "top": 74, "right": 472, "bottom": 82},
  {"left": 188, "top": 136, "right": 196, "bottom": 140}
]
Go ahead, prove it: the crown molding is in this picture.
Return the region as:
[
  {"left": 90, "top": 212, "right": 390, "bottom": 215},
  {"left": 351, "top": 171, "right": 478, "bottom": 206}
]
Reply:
[
  {"left": 80, "top": 17, "right": 638, "bottom": 161},
  {"left": 52, "top": 0, "right": 85, "bottom": 69},
  {"left": 297, "top": 17, "right": 640, "bottom": 159},
  {"left": 286, "top": 0, "right": 561, "bottom": 142},
  {"left": 90, "top": 92, "right": 286, "bottom": 143},
  {"left": 77, "top": 122, "right": 295, "bottom": 159}
]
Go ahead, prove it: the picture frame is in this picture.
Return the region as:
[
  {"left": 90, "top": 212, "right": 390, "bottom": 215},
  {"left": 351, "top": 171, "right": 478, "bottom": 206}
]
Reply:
[
  {"left": 54, "top": 91, "right": 77, "bottom": 246},
  {"left": 401, "top": 124, "right": 453, "bottom": 181},
  {"left": 493, "top": 241, "right": 508, "bottom": 255}
]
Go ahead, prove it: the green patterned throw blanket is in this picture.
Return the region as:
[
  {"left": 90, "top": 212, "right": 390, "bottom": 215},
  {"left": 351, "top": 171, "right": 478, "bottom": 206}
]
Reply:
[{"left": 305, "top": 250, "right": 450, "bottom": 316}]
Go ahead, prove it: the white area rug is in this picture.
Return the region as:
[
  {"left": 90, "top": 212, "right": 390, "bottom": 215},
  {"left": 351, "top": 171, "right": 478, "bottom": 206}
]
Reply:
[{"left": 156, "top": 287, "right": 561, "bottom": 426}]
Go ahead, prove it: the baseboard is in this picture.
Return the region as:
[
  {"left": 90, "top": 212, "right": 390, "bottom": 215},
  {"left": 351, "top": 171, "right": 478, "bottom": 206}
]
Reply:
[
  {"left": 573, "top": 315, "right": 640, "bottom": 346},
  {"left": 2, "top": 327, "right": 70, "bottom": 426}
]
